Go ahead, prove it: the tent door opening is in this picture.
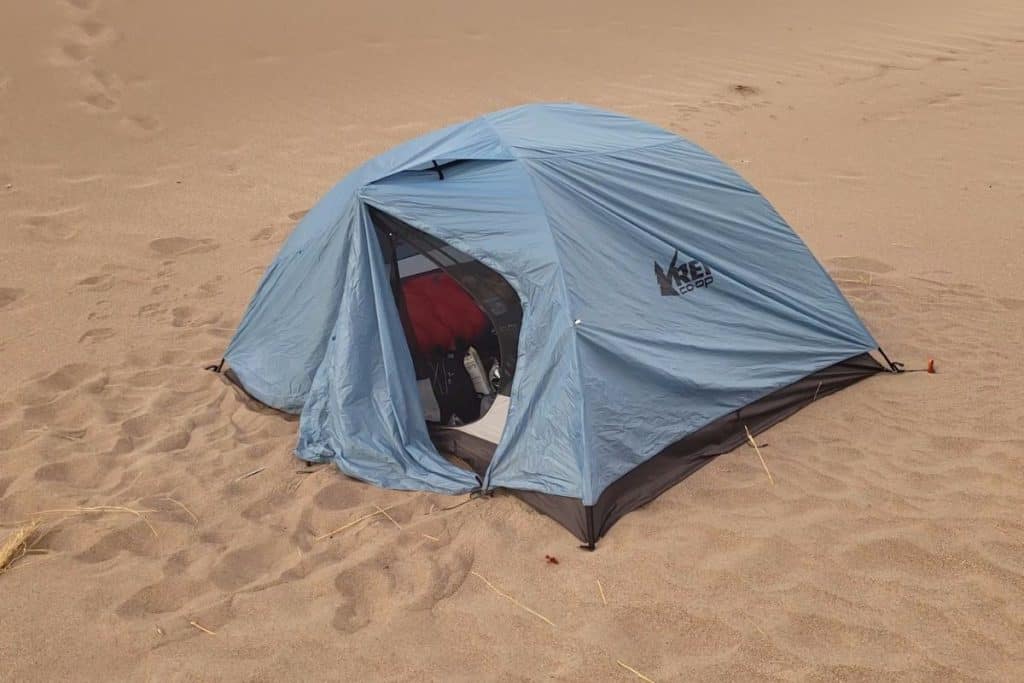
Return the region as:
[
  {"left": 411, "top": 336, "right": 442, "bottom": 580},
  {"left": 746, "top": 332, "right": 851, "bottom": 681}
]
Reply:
[{"left": 369, "top": 206, "right": 523, "bottom": 440}]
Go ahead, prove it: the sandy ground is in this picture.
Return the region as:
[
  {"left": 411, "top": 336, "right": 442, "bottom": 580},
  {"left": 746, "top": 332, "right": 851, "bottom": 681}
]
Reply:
[{"left": 2, "top": 0, "right": 1023, "bottom": 680}]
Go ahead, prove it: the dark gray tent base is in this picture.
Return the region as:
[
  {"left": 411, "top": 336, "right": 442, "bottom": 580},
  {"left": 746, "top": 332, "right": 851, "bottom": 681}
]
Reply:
[
  {"left": 218, "top": 352, "right": 884, "bottom": 546},
  {"left": 431, "top": 352, "right": 885, "bottom": 547}
]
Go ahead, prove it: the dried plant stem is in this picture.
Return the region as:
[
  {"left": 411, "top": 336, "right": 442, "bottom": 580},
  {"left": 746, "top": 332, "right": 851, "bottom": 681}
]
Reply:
[
  {"left": 21, "top": 506, "right": 158, "bottom": 539},
  {"left": 314, "top": 504, "right": 400, "bottom": 541},
  {"left": 233, "top": 466, "right": 265, "bottom": 482},
  {"left": 616, "top": 660, "right": 655, "bottom": 682},
  {"left": 0, "top": 521, "right": 39, "bottom": 573},
  {"left": 744, "top": 425, "right": 775, "bottom": 485},
  {"left": 375, "top": 505, "right": 402, "bottom": 530},
  {"left": 2, "top": 498, "right": 191, "bottom": 576},
  {"left": 436, "top": 495, "right": 477, "bottom": 512},
  {"left": 156, "top": 497, "right": 198, "bottom": 525},
  {"left": 189, "top": 620, "right": 216, "bottom": 635},
  {"left": 469, "top": 571, "right": 555, "bottom": 626},
  {"left": 597, "top": 579, "right": 608, "bottom": 606}
]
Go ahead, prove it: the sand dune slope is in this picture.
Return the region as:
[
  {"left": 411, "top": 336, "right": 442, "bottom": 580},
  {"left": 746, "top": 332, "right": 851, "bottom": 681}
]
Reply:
[{"left": 1, "top": 1, "right": 1023, "bottom": 680}]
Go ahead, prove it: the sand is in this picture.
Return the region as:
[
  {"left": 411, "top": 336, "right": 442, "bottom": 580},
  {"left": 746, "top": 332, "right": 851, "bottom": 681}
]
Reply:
[{"left": 1, "top": 0, "right": 1023, "bottom": 680}]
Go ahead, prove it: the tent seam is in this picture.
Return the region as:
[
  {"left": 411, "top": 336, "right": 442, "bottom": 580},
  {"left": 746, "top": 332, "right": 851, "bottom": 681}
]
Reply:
[
  {"left": 486, "top": 136, "right": 682, "bottom": 162},
  {"left": 478, "top": 116, "right": 593, "bottom": 503}
]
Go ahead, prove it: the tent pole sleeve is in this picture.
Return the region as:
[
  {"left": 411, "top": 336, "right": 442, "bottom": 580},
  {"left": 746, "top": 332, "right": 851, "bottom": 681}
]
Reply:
[{"left": 582, "top": 506, "right": 596, "bottom": 550}]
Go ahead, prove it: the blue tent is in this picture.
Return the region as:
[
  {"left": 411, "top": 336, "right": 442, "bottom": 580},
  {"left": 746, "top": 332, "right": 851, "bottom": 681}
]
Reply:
[{"left": 221, "top": 104, "right": 891, "bottom": 544}]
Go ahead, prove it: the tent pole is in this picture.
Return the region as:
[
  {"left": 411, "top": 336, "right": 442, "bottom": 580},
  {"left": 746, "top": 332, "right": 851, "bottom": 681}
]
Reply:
[{"left": 581, "top": 506, "right": 596, "bottom": 551}]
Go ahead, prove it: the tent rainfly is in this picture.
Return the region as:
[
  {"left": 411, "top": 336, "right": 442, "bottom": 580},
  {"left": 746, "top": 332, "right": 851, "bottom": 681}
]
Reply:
[{"left": 217, "top": 103, "right": 896, "bottom": 546}]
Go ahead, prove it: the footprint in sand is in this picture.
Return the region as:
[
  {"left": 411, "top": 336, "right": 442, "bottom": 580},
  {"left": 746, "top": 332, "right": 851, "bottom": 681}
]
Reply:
[
  {"left": 48, "top": 2, "right": 156, "bottom": 136},
  {"left": 77, "top": 17, "right": 104, "bottom": 37},
  {"left": 0, "top": 287, "right": 25, "bottom": 311},
  {"left": 82, "top": 92, "right": 117, "bottom": 112},
  {"left": 148, "top": 237, "right": 219, "bottom": 257},
  {"left": 78, "top": 327, "right": 116, "bottom": 344},
  {"left": 332, "top": 569, "right": 375, "bottom": 633},
  {"left": 76, "top": 18, "right": 115, "bottom": 43},
  {"left": 207, "top": 540, "right": 290, "bottom": 592},
  {"left": 87, "top": 67, "right": 121, "bottom": 92},
  {"left": 195, "top": 277, "right": 223, "bottom": 299},
  {"left": 998, "top": 297, "right": 1024, "bottom": 311},
  {"left": 22, "top": 212, "right": 80, "bottom": 241},
  {"left": 288, "top": 209, "right": 309, "bottom": 221},
  {"left": 250, "top": 227, "right": 276, "bottom": 242},
  {"left": 331, "top": 546, "right": 473, "bottom": 634},
  {"left": 732, "top": 84, "right": 761, "bottom": 96},
  {"left": 170, "top": 306, "right": 195, "bottom": 328},
  {"left": 76, "top": 522, "right": 162, "bottom": 564},
  {"left": 24, "top": 363, "right": 98, "bottom": 396},
  {"left": 80, "top": 70, "right": 121, "bottom": 112},
  {"left": 241, "top": 485, "right": 300, "bottom": 524},
  {"left": 137, "top": 302, "right": 165, "bottom": 318},
  {"left": 119, "top": 413, "right": 161, "bottom": 444},
  {"left": 53, "top": 42, "right": 91, "bottom": 66},
  {"left": 117, "top": 576, "right": 207, "bottom": 618},
  {"left": 827, "top": 256, "right": 896, "bottom": 274},
  {"left": 147, "top": 429, "right": 191, "bottom": 453},
  {"left": 121, "top": 114, "right": 162, "bottom": 134},
  {"left": 87, "top": 301, "right": 112, "bottom": 321},
  {"left": 313, "top": 480, "right": 378, "bottom": 511},
  {"left": 33, "top": 458, "right": 95, "bottom": 487},
  {"left": 76, "top": 273, "right": 116, "bottom": 291},
  {"left": 709, "top": 83, "right": 770, "bottom": 114}
]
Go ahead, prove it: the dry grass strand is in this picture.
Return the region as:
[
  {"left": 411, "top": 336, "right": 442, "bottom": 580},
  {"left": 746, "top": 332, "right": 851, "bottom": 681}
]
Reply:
[
  {"left": 470, "top": 571, "right": 555, "bottom": 626},
  {"left": 189, "top": 620, "right": 216, "bottom": 635},
  {"left": 0, "top": 521, "right": 39, "bottom": 573},
  {"left": 375, "top": 505, "right": 402, "bottom": 530},
  {"left": 15, "top": 506, "right": 159, "bottom": 539},
  {"left": 616, "top": 659, "right": 655, "bottom": 681},
  {"left": 744, "top": 425, "right": 775, "bottom": 485},
  {"left": 314, "top": 503, "right": 400, "bottom": 541},
  {"left": 156, "top": 496, "right": 198, "bottom": 525},
  {"left": 233, "top": 466, "right": 265, "bottom": 482}
]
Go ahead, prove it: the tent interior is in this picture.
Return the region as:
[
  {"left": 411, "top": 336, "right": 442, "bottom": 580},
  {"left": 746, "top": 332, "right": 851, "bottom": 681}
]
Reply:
[{"left": 370, "top": 207, "right": 522, "bottom": 466}]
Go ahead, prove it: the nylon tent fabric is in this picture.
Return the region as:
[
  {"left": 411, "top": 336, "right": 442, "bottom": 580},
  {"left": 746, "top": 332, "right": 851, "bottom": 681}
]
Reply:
[{"left": 223, "top": 103, "right": 879, "bottom": 509}]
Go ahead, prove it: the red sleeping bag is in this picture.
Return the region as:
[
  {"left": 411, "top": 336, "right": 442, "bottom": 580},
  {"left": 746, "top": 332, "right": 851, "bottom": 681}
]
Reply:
[{"left": 400, "top": 271, "right": 489, "bottom": 355}]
